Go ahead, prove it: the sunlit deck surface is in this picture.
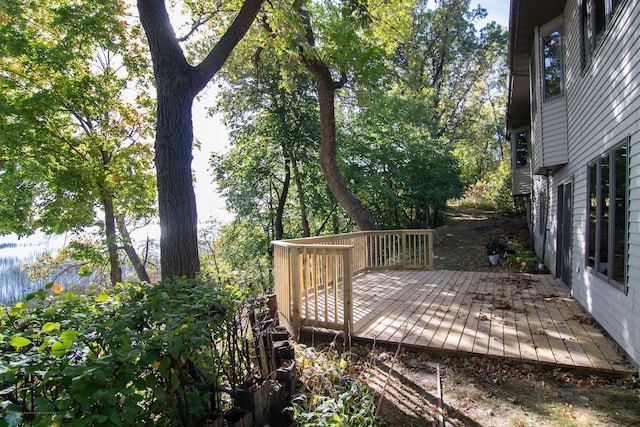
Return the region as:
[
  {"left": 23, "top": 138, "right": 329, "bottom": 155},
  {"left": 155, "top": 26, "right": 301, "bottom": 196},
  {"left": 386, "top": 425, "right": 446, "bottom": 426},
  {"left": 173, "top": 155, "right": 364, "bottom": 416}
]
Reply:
[{"left": 301, "top": 270, "right": 635, "bottom": 374}]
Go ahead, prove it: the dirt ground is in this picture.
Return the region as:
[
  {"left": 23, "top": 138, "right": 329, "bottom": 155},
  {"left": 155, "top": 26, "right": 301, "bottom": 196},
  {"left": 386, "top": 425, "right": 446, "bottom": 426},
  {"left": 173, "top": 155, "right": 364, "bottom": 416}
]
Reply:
[
  {"left": 363, "top": 207, "right": 640, "bottom": 426},
  {"left": 432, "top": 207, "right": 532, "bottom": 272}
]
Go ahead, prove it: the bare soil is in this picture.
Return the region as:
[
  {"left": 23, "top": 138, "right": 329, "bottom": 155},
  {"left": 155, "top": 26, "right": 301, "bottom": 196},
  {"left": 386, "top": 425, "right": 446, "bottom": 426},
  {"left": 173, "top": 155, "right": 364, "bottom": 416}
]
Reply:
[
  {"left": 362, "top": 207, "right": 640, "bottom": 426},
  {"left": 432, "top": 207, "right": 532, "bottom": 272}
]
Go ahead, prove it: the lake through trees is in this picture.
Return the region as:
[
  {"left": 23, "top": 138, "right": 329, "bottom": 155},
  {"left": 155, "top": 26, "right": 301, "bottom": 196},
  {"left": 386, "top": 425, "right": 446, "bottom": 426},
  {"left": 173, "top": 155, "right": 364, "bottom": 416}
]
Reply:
[{"left": 0, "top": 234, "right": 65, "bottom": 305}]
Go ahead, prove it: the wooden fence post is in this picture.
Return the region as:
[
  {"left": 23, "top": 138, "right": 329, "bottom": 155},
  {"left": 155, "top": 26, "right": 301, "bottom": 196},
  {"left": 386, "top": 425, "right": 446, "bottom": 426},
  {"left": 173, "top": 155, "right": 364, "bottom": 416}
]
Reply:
[
  {"left": 401, "top": 231, "right": 406, "bottom": 269},
  {"left": 342, "top": 247, "right": 353, "bottom": 341},
  {"left": 290, "top": 247, "right": 302, "bottom": 339},
  {"left": 428, "top": 230, "right": 434, "bottom": 270}
]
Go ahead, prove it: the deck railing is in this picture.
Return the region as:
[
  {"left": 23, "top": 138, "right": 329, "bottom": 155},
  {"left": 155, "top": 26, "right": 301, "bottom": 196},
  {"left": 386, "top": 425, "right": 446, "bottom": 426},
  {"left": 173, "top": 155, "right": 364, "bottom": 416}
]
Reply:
[{"left": 272, "top": 229, "right": 433, "bottom": 337}]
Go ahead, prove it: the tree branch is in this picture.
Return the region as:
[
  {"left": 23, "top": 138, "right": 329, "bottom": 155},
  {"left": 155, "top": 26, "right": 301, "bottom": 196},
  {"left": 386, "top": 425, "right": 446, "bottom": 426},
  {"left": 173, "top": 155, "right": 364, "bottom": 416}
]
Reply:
[{"left": 193, "top": 0, "right": 265, "bottom": 92}]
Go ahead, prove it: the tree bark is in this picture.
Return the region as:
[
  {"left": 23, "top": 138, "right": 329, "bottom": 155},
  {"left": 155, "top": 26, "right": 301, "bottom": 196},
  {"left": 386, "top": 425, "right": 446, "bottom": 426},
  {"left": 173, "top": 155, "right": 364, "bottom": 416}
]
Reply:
[
  {"left": 101, "top": 186, "right": 122, "bottom": 286},
  {"left": 116, "top": 214, "right": 152, "bottom": 283},
  {"left": 291, "top": 157, "right": 311, "bottom": 237},
  {"left": 137, "top": 0, "right": 264, "bottom": 279},
  {"left": 298, "top": 10, "right": 376, "bottom": 231},
  {"left": 275, "top": 156, "right": 290, "bottom": 241}
]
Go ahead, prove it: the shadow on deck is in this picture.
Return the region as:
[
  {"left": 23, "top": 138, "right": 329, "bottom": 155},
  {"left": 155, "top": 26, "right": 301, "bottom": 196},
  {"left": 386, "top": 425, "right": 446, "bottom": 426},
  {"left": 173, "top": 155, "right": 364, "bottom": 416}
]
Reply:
[{"left": 301, "top": 270, "right": 635, "bottom": 375}]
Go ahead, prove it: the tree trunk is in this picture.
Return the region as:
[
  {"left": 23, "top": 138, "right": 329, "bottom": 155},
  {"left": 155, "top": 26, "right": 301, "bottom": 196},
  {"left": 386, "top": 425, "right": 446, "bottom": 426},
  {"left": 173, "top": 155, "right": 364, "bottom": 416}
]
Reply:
[
  {"left": 291, "top": 158, "right": 310, "bottom": 237},
  {"left": 116, "top": 214, "right": 152, "bottom": 283},
  {"left": 101, "top": 188, "right": 122, "bottom": 286},
  {"left": 305, "top": 63, "right": 375, "bottom": 231},
  {"left": 274, "top": 157, "right": 290, "bottom": 240},
  {"left": 155, "top": 88, "right": 201, "bottom": 279},
  {"left": 298, "top": 10, "right": 376, "bottom": 231},
  {"left": 137, "top": 0, "right": 264, "bottom": 279}
]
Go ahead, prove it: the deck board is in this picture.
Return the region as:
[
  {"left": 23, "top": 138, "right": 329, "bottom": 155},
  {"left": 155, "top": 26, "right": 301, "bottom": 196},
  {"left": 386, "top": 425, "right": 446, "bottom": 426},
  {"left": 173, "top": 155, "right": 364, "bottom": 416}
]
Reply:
[{"left": 301, "top": 270, "right": 635, "bottom": 374}]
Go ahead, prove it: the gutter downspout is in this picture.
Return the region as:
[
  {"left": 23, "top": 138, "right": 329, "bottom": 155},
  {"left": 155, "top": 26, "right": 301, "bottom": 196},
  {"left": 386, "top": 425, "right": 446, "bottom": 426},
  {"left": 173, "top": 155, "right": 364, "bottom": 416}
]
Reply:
[
  {"left": 506, "top": 0, "right": 521, "bottom": 132},
  {"left": 541, "top": 169, "right": 551, "bottom": 266}
]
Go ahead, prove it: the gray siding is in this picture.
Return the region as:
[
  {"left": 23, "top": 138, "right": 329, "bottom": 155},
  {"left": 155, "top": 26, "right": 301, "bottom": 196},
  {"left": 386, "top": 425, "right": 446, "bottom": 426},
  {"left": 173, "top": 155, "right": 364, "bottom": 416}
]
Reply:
[
  {"left": 512, "top": 166, "right": 532, "bottom": 195},
  {"left": 531, "top": 112, "right": 542, "bottom": 172},
  {"left": 559, "top": 0, "right": 640, "bottom": 367},
  {"left": 540, "top": 96, "right": 569, "bottom": 171}
]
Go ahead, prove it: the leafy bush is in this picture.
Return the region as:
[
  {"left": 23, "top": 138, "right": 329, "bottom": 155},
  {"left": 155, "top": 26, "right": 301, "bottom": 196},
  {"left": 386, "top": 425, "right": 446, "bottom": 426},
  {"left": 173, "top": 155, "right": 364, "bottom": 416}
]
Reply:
[
  {"left": 503, "top": 246, "right": 540, "bottom": 272},
  {"left": 0, "top": 277, "right": 256, "bottom": 426},
  {"left": 290, "top": 345, "right": 376, "bottom": 427},
  {"left": 457, "top": 182, "right": 496, "bottom": 210}
]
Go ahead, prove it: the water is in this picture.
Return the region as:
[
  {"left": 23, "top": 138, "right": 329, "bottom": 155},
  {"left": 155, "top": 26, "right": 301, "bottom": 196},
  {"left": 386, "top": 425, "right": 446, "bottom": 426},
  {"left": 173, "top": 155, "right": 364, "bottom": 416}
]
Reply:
[{"left": 0, "top": 233, "right": 66, "bottom": 305}]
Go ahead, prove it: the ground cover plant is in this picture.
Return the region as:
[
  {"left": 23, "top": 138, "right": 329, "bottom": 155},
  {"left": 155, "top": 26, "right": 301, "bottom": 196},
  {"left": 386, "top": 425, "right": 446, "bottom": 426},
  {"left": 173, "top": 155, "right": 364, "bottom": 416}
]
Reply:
[
  {"left": 290, "top": 344, "right": 376, "bottom": 426},
  {"left": 0, "top": 278, "right": 258, "bottom": 426}
]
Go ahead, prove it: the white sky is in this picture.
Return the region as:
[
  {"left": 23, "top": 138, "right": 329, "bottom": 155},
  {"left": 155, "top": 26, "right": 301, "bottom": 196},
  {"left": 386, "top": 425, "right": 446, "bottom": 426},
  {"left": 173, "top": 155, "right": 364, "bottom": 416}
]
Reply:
[{"left": 190, "top": 1, "right": 510, "bottom": 224}]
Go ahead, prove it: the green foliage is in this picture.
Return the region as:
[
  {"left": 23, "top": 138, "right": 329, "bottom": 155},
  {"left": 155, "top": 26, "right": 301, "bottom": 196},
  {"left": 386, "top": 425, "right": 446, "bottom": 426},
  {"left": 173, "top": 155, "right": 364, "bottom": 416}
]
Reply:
[
  {"left": 458, "top": 154, "right": 515, "bottom": 214},
  {"left": 200, "top": 219, "right": 275, "bottom": 292},
  {"left": 342, "top": 92, "right": 465, "bottom": 228},
  {"left": 484, "top": 239, "right": 508, "bottom": 256},
  {"left": 290, "top": 345, "right": 376, "bottom": 426},
  {"left": 0, "top": 0, "right": 155, "bottom": 235},
  {"left": 0, "top": 277, "right": 257, "bottom": 425},
  {"left": 0, "top": 0, "right": 156, "bottom": 283},
  {"left": 503, "top": 246, "right": 540, "bottom": 272}
]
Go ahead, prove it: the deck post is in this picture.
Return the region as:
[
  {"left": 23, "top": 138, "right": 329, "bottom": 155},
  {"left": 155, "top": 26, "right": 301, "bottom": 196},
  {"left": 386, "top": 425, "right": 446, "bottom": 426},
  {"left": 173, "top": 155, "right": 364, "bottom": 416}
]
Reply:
[
  {"left": 401, "top": 231, "right": 406, "bottom": 269},
  {"left": 342, "top": 247, "right": 354, "bottom": 341},
  {"left": 289, "top": 247, "right": 302, "bottom": 339},
  {"left": 428, "top": 230, "right": 434, "bottom": 270}
]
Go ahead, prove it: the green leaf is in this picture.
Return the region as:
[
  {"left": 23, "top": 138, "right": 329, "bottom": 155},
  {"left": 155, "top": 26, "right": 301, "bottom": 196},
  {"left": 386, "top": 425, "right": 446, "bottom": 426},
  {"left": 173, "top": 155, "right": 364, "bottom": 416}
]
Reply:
[
  {"left": 95, "top": 293, "right": 110, "bottom": 302},
  {"left": 42, "top": 322, "right": 62, "bottom": 332},
  {"left": 9, "top": 336, "right": 32, "bottom": 349},
  {"left": 51, "top": 340, "right": 73, "bottom": 355},
  {"left": 60, "top": 330, "right": 79, "bottom": 340}
]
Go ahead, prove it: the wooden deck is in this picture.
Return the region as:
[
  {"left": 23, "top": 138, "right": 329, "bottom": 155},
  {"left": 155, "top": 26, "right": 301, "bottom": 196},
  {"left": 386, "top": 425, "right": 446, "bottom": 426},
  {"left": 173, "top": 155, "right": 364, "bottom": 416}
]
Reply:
[{"left": 301, "top": 270, "right": 635, "bottom": 374}]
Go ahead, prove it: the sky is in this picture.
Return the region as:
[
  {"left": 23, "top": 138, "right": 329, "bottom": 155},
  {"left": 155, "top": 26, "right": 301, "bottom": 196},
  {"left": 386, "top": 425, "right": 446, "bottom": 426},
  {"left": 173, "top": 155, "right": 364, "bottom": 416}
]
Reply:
[{"left": 190, "top": 1, "right": 511, "bottom": 224}]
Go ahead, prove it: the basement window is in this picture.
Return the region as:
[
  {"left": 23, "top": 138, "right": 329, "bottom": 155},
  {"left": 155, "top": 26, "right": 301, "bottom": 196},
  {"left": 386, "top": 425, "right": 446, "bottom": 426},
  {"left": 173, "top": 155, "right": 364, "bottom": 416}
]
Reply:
[
  {"left": 515, "top": 131, "right": 529, "bottom": 168},
  {"left": 586, "top": 139, "right": 628, "bottom": 291}
]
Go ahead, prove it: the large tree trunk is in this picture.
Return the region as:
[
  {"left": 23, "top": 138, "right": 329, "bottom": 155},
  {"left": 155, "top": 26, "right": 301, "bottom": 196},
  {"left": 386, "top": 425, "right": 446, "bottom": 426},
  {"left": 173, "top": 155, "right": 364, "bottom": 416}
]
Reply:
[
  {"left": 301, "top": 59, "right": 376, "bottom": 230},
  {"left": 155, "top": 89, "right": 201, "bottom": 279},
  {"left": 298, "top": 10, "right": 376, "bottom": 231},
  {"left": 137, "top": 0, "right": 264, "bottom": 280}
]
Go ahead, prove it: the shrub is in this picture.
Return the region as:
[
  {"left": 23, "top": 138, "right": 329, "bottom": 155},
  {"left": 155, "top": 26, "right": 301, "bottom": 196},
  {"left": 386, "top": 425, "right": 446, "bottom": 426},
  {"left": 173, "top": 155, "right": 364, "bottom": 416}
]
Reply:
[
  {"left": 0, "top": 277, "right": 257, "bottom": 426},
  {"left": 503, "top": 247, "right": 540, "bottom": 272},
  {"left": 289, "top": 345, "right": 376, "bottom": 427}
]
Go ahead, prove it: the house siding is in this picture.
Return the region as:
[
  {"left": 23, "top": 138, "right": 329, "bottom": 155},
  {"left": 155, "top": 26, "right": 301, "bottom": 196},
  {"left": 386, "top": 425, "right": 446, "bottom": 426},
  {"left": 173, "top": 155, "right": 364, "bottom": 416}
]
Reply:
[
  {"left": 563, "top": 0, "right": 640, "bottom": 366},
  {"left": 531, "top": 112, "right": 542, "bottom": 172},
  {"left": 540, "top": 97, "right": 569, "bottom": 171},
  {"left": 511, "top": 0, "right": 640, "bottom": 368},
  {"left": 513, "top": 166, "right": 532, "bottom": 195}
]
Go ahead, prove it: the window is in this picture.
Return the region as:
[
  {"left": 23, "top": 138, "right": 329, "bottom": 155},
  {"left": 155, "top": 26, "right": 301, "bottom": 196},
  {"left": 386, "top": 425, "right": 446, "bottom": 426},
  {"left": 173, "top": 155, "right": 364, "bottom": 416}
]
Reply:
[
  {"left": 515, "top": 131, "right": 529, "bottom": 168},
  {"left": 582, "top": 0, "right": 625, "bottom": 66},
  {"left": 542, "top": 29, "right": 563, "bottom": 100},
  {"left": 586, "top": 140, "right": 628, "bottom": 290}
]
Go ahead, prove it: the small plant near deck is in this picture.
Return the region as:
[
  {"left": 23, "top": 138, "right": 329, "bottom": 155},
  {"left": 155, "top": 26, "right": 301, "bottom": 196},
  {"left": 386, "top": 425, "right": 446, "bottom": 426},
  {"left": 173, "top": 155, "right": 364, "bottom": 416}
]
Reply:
[
  {"left": 289, "top": 344, "right": 376, "bottom": 426},
  {"left": 503, "top": 246, "right": 540, "bottom": 272},
  {"left": 484, "top": 239, "right": 508, "bottom": 256}
]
